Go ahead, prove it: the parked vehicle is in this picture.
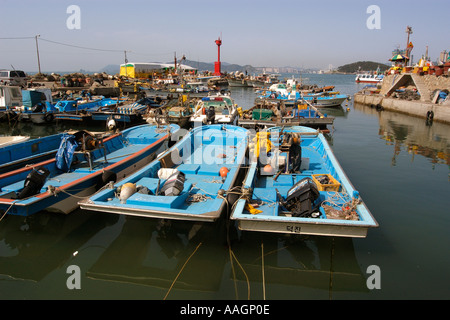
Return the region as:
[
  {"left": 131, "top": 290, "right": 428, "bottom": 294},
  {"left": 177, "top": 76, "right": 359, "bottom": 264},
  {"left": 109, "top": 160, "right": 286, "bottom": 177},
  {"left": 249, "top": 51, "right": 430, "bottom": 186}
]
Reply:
[{"left": 0, "top": 70, "right": 28, "bottom": 87}]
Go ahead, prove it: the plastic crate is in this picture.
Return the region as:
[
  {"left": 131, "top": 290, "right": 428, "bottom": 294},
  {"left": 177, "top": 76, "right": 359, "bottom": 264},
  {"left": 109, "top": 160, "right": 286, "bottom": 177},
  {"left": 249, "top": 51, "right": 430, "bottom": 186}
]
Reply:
[{"left": 312, "top": 174, "right": 340, "bottom": 192}]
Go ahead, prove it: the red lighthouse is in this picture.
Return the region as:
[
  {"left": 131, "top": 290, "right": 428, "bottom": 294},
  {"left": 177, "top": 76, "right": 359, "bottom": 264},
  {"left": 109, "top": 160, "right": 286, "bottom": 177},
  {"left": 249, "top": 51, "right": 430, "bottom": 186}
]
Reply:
[{"left": 214, "top": 37, "right": 222, "bottom": 76}]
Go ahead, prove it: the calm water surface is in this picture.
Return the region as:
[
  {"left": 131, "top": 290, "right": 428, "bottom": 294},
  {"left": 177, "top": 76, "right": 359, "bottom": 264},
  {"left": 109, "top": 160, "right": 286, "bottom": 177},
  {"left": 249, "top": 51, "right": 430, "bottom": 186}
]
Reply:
[{"left": 0, "top": 74, "right": 449, "bottom": 300}]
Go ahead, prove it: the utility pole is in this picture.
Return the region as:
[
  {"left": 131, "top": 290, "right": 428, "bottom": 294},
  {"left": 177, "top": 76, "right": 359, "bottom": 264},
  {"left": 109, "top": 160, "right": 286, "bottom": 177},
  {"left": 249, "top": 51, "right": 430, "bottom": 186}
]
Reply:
[
  {"left": 35, "top": 35, "right": 41, "bottom": 74},
  {"left": 405, "top": 26, "right": 413, "bottom": 65},
  {"left": 124, "top": 50, "right": 128, "bottom": 77}
]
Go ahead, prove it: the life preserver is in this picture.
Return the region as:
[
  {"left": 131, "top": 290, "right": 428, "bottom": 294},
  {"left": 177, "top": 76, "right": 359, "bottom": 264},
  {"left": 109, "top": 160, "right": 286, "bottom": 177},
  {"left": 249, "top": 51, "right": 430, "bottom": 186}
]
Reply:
[{"left": 44, "top": 112, "right": 54, "bottom": 122}]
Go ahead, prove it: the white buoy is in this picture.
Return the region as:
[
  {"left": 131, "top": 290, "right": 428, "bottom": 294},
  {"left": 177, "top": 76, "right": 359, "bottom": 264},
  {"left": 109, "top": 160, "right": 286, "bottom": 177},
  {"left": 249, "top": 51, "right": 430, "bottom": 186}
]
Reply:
[{"left": 107, "top": 119, "right": 117, "bottom": 131}]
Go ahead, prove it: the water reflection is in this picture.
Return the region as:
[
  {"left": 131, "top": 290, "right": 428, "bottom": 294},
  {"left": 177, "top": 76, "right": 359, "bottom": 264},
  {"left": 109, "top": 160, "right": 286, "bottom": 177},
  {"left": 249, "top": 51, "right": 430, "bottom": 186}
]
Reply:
[
  {"left": 0, "top": 211, "right": 117, "bottom": 281},
  {"left": 230, "top": 231, "right": 368, "bottom": 299},
  {"left": 354, "top": 102, "right": 450, "bottom": 167},
  {"left": 83, "top": 213, "right": 368, "bottom": 299},
  {"left": 87, "top": 216, "right": 228, "bottom": 295}
]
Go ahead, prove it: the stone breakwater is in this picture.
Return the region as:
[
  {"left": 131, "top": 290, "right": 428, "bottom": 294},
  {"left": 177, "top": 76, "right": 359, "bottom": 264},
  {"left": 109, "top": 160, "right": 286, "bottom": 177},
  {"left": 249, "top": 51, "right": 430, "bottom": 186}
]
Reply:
[{"left": 354, "top": 74, "right": 450, "bottom": 124}]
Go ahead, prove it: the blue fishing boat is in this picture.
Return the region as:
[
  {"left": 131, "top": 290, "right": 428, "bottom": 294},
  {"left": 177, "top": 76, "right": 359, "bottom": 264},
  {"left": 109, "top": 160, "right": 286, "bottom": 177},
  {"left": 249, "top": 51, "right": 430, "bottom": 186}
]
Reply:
[
  {"left": 79, "top": 124, "right": 249, "bottom": 222},
  {"left": 0, "top": 124, "right": 179, "bottom": 216},
  {"left": 51, "top": 97, "right": 126, "bottom": 122},
  {"left": 239, "top": 100, "right": 334, "bottom": 131},
  {"left": 230, "top": 126, "right": 378, "bottom": 238},
  {"left": 91, "top": 97, "right": 161, "bottom": 127},
  {"left": 0, "top": 133, "right": 66, "bottom": 173},
  {"left": 258, "top": 83, "right": 348, "bottom": 108}
]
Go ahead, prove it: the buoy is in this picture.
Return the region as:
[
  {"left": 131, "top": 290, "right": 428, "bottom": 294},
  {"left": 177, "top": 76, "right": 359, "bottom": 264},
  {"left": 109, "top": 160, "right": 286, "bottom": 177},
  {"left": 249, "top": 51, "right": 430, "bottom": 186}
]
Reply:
[
  {"left": 219, "top": 167, "right": 229, "bottom": 179},
  {"left": 119, "top": 182, "right": 136, "bottom": 203},
  {"left": 107, "top": 119, "right": 117, "bottom": 131},
  {"left": 263, "top": 164, "right": 274, "bottom": 175}
]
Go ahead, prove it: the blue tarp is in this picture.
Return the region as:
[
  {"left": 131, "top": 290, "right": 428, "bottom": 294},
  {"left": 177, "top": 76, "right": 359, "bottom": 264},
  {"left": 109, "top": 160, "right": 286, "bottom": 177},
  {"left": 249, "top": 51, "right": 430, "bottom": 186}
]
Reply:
[{"left": 56, "top": 134, "right": 78, "bottom": 172}]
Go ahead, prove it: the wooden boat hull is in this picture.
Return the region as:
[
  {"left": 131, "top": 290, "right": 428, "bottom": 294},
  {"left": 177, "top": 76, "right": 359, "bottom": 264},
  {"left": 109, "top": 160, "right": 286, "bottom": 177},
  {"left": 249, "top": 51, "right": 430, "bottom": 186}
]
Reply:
[
  {"left": 80, "top": 124, "right": 249, "bottom": 222},
  {"left": 0, "top": 124, "right": 179, "bottom": 216},
  {"left": 230, "top": 126, "right": 378, "bottom": 238}
]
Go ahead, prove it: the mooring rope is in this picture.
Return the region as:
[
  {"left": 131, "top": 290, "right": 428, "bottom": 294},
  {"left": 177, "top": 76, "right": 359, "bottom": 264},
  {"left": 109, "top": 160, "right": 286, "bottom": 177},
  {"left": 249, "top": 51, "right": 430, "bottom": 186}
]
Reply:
[
  {"left": 261, "top": 242, "right": 266, "bottom": 300},
  {"left": 0, "top": 201, "right": 16, "bottom": 223},
  {"left": 163, "top": 241, "right": 202, "bottom": 300},
  {"left": 220, "top": 190, "right": 251, "bottom": 300}
]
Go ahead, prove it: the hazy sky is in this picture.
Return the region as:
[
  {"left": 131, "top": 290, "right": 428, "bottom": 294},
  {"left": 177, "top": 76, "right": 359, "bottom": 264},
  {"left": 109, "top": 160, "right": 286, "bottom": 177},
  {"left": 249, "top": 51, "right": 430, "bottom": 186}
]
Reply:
[{"left": 1, "top": 0, "right": 449, "bottom": 72}]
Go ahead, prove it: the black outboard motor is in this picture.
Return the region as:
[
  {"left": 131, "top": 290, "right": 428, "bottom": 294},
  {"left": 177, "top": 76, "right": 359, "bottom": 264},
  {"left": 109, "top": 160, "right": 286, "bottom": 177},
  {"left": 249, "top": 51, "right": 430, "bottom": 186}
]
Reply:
[
  {"left": 277, "top": 177, "right": 321, "bottom": 217},
  {"left": 206, "top": 106, "right": 215, "bottom": 124},
  {"left": 17, "top": 166, "right": 50, "bottom": 199}
]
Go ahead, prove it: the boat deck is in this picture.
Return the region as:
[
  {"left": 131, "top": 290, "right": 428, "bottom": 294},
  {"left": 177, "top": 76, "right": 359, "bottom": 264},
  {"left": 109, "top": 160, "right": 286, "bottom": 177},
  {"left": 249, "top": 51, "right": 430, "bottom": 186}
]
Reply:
[
  {"left": 80, "top": 125, "right": 249, "bottom": 222},
  {"left": 230, "top": 128, "right": 378, "bottom": 238}
]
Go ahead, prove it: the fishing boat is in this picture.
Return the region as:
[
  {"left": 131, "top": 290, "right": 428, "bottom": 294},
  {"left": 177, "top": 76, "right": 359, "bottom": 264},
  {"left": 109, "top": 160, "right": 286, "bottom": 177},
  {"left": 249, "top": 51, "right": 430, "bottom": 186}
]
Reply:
[
  {"left": 258, "top": 83, "right": 348, "bottom": 108},
  {"left": 230, "top": 126, "right": 378, "bottom": 238},
  {"left": 52, "top": 97, "right": 125, "bottom": 122},
  {"left": 239, "top": 99, "right": 334, "bottom": 131},
  {"left": 79, "top": 124, "right": 249, "bottom": 222},
  {"left": 189, "top": 92, "right": 239, "bottom": 126},
  {"left": 355, "top": 73, "right": 384, "bottom": 84},
  {"left": 166, "top": 106, "right": 192, "bottom": 129},
  {"left": 0, "top": 135, "right": 29, "bottom": 147},
  {"left": 0, "top": 133, "right": 66, "bottom": 173},
  {"left": 0, "top": 124, "right": 179, "bottom": 217},
  {"left": 91, "top": 97, "right": 158, "bottom": 127},
  {"left": 302, "top": 92, "right": 349, "bottom": 108},
  {"left": 258, "top": 90, "right": 348, "bottom": 108}
]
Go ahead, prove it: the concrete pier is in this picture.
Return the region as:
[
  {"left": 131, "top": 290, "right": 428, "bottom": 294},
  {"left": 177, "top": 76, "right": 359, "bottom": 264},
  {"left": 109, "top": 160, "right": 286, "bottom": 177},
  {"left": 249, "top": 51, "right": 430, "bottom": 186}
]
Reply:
[{"left": 354, "top": 73, "right": 450, "bottom": 124}]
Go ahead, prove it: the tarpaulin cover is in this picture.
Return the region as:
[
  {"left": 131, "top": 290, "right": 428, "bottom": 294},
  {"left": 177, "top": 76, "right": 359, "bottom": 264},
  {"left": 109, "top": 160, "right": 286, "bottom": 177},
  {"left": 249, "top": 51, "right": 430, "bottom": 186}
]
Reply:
[{"left": 56, "top": 134, "right": 78, "bottom": 172}]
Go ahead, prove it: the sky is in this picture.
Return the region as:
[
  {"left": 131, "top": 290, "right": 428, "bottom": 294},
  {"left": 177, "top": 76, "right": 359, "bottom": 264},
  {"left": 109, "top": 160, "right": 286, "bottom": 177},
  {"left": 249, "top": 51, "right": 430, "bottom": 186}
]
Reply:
[{"left": 1, "top": 0, "right": 449, "bottom": 73}]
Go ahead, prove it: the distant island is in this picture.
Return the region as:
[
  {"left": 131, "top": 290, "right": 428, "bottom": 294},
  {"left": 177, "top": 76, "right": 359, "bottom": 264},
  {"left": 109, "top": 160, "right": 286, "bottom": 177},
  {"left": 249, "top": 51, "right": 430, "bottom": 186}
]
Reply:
[
  {"left": 337, "top": 61, "right": 390, "bottom": 73},
  {"left": 56, "top": 60, "right": 391, "bottom": 75}
]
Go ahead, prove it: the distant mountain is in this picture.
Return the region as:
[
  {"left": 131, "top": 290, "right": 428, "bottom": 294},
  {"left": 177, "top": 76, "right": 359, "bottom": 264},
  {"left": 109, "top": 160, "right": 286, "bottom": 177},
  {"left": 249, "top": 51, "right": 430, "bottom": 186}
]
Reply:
[
  {"left": 99, "top": 64, "right": 120, "bottom": 74},
  {"left": 98, "top": 61, "right": 256, "bottom": 75},
  {"left": 180, "top": 59, "right": 257, "bottom": 74},
  {"left": 337, "top": 61, "right": 390, "bottom": 73}
]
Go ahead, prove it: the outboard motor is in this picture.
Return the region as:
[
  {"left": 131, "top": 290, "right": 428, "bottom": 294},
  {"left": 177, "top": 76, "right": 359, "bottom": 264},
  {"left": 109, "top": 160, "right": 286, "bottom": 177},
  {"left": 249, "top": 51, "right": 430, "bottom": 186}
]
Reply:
[
  {"left": 160, "top": 171, "right": 185, "bottom": 196},
  {"left": 277, "top": 177, "right": 321, "bottom": 217},
  {"left": 206, "top": 106, "right": 215, "bottom": 124},
  {"left": 17, "top": 166, "right": 50, "bottom": 199}
]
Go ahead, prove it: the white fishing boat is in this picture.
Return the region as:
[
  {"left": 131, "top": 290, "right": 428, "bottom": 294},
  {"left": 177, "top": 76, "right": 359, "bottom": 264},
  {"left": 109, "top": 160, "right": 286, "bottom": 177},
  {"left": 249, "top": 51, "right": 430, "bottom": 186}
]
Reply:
[
  {"left": 355, "top": 73, "right": 384, "bottom": 84},
  {"left": 189, "top": 92, "right": 239, "bottom": 125}
]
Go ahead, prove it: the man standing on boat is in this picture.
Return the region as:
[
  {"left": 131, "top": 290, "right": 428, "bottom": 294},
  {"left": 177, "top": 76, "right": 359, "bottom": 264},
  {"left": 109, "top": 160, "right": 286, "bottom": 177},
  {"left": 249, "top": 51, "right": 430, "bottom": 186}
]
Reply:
[{"left": 289, "top": 135, "right": 302, "bottom": 173}]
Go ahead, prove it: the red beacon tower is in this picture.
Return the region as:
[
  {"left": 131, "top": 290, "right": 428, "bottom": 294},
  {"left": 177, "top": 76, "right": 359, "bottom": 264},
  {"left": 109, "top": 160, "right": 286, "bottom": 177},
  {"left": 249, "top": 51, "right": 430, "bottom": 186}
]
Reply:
[{"left": 214, "top": 37, "right": 222, "bottom": 76}]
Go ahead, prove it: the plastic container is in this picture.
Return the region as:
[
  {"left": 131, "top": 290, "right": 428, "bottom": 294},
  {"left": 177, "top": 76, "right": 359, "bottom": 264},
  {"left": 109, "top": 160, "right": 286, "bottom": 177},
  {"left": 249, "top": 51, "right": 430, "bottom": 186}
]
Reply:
[{"left": 312, "top": 174, "right": 341, "bottom": 192}]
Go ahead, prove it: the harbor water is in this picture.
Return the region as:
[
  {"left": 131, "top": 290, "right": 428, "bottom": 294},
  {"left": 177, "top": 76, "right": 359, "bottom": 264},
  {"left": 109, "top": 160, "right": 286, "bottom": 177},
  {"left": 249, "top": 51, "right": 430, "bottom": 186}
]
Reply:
[{"left": 0, "top": 74, "right": 449, "bottom": 300}]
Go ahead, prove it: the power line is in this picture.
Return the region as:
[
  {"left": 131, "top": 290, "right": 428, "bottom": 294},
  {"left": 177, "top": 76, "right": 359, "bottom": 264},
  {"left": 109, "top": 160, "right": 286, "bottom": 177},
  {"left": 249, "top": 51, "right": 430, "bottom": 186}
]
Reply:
[
  {"left": 0, "top": 36, "right": 35, "bottom": 40},
  {"left": 39, "top": 37, "right": 123, "bottom": 53}
]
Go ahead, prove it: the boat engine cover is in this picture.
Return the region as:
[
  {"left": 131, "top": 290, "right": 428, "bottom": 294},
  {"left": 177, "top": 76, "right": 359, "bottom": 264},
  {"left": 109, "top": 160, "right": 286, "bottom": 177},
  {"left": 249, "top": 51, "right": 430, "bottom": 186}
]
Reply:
[
  {"left": 17, "top": 166, "right": 50, "bottom": 199},
  {"left": 160, "top": 171, "right": 185, "bottom": 196}
]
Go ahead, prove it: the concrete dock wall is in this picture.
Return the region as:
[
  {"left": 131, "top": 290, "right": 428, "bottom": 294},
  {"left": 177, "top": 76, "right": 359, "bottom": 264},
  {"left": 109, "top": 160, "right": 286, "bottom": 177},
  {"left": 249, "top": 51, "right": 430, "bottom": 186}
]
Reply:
[
  {"left": 353, "top": 93, "right": 450, "bottom": 124},
  {"left": 355, "top": 73, "right": 450, "bottom": 124}
]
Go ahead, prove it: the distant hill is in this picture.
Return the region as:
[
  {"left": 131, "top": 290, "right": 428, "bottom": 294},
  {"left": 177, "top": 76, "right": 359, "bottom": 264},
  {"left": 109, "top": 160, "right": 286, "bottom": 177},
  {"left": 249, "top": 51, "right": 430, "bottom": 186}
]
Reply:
[
  {"left": 98, "top": 60, "right": 257, "bottom": 75},
  {"left": 99, "top": 64, "right": 120, "bottom": 74},
  {"left": 337, "top": 61, "right": 390, "bottom": 73},
  {"left": 181, "top": 59, "right": 257, "bottom": 74}
]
